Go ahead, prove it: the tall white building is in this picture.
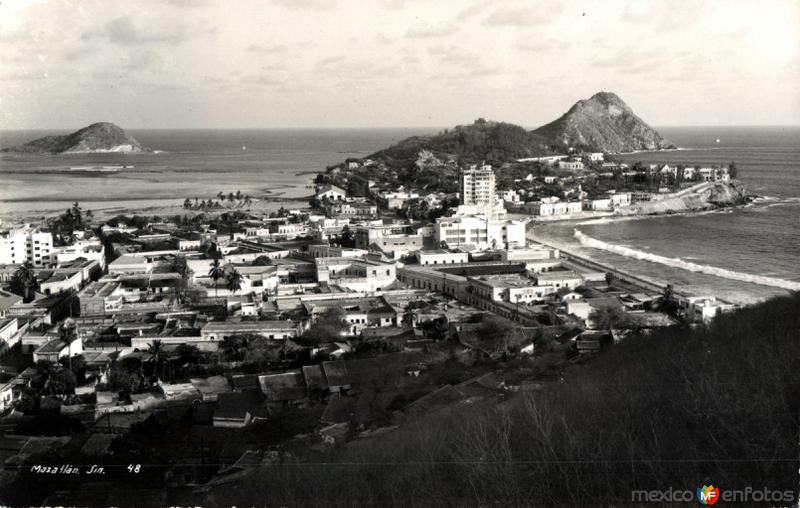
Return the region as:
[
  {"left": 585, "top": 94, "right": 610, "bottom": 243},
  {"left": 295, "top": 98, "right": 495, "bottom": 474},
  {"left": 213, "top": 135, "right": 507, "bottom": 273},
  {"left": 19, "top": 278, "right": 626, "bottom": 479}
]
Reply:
[
  {"left": 458, "top": 164, "right": 506, "bottom": 219},
  {"left": 0, "top": 226, "right": 54, "bottom": 267},
  {"left": 460, "top": 164, "right": 496, "bottom": 208}
]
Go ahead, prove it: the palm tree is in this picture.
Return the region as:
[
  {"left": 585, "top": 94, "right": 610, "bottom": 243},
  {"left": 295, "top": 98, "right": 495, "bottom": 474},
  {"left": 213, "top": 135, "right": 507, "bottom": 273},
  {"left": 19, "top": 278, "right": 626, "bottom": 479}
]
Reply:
[
  {"left": 13, "top": 261, "right": 38, "bottom": 302},
  {"left": 208, "top": 257, "right": 225, "bottom": 301},
  {"left": 71, "top": 202, "right": 83, "bottom": 227},
  {"left": 170, "top": 255, "right": 190, "bottom": 303},
  {"left": 147, "top": 339, "right": 164, "bottom": 382},
  {"left": 226, "top": 267, "right": 244, "bottom": 294}
]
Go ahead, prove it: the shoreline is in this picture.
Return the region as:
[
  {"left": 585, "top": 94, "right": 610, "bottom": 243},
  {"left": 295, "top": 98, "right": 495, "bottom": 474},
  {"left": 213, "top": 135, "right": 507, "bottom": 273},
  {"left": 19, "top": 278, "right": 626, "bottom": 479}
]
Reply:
[
  {"left": 510, "top": 201, "right": 749, "bottom": 226},
  {"left": 528, "top": 234, "right": 743, "bottom": 306}
]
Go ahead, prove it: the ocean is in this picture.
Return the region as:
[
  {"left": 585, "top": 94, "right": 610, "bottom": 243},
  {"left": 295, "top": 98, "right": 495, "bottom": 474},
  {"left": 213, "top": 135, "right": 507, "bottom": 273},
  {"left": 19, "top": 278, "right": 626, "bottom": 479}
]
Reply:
[
  {"left": 534, "top": 126, "right": 800, "bottom": 305},
  {"left": 1, "top": 126, "right": 798, "bottom": 304},
  {"left": 0, "top": 128, "right": 433, "bottom": 216}
]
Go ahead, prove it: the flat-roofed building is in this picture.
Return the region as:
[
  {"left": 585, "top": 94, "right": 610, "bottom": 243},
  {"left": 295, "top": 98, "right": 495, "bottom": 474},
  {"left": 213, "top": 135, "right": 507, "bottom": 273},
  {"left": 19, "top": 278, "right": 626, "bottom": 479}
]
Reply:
[
  {"left": 534, "top": 270, "right": 583, "bottom": 290},
  {"left": 77, "top": 281, "right": 123, "bottom": 316},
  {"left": 0, "top": 226, "right": 54, "bottom": 267},
  {"left": 417, "top": 250, "right": 469, "bottom": 266},
  {"left": 108, "top": 255, "right": 152, "bottom": 274},
  {"left": 200, "top": 320, "right": 301, "bottom": 342}
]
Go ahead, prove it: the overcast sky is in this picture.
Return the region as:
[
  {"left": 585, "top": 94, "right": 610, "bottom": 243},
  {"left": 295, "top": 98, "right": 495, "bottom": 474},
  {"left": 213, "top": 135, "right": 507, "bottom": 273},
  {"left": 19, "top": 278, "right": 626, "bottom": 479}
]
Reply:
[{"left": 1, "top": 0, "right": 798, "bottom": 129}]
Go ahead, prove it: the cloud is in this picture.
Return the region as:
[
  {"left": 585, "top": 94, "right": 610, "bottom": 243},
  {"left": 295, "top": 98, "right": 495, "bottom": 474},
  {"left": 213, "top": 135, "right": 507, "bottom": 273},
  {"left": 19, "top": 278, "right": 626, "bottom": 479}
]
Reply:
[
  {"left": 455, "top": 2, "right": 488, "bottom": 21},
  {"left": 0, "top": 70, "right": 50, "bottom": 82},
  {"left": 516, "top": 40, "right": 573, "bottom": 52},
  {"left": 270, "top": 0, "right": 336, "bottom": 10},
  {"left": 483, "top": 5, "right": 561, "bottom": 27},
  {"left": 82, "top": 15, "right": 215, "bottom": 46},
  {"left": 247, "top": 43, "right": 289, "bottom": 54},
  {"left": 427, "top": 45, "right": 499, "bottom": 77},
  {"left": 166, "top": 0, "right": 212, "bottom": 7},
  {"left": 406, "top": 24, "right": 458, "bottom": 39}
]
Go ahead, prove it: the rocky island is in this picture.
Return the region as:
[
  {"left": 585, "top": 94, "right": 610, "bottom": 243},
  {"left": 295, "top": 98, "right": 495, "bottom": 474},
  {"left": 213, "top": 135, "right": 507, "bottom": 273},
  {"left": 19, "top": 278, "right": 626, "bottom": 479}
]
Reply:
[{"left": 1, "top": 122, "right": 146, "bottom": 154}]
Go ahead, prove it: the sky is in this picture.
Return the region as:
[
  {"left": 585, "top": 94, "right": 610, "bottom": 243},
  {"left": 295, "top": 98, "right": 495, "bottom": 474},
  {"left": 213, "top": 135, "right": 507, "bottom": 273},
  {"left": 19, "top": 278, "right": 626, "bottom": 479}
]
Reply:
[{"left": 1, "top": 0, "right": 798, "bottom": 129}]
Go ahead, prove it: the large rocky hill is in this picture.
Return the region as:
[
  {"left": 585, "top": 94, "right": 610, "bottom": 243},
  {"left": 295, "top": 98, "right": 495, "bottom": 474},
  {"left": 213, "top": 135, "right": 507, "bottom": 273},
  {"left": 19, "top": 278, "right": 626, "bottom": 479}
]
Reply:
[
  {"left": 370, "top": 119, "right": 555, "bottom": 165},
  {"left": 366, "top": 91, "right": 674, "bottom": 166},
  {"left": 533, "top": 91, "right": 674, "bottom": 153},
  {"left": 1, "top": 122, "right": 145, "bottom": 154}
]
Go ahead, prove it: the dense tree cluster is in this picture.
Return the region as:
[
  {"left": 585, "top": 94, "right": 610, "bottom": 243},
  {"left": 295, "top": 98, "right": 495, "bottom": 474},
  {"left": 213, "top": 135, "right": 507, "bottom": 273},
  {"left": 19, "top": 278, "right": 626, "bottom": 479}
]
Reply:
[{"left": 222, "top": 294, "right": 800, "bottom": 506}]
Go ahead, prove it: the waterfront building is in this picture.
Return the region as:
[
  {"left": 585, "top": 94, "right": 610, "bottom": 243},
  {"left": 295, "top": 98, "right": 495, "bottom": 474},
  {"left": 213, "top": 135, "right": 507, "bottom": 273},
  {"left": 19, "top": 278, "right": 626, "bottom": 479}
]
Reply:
[{"left": 434, "top": 216, "right": 525, "bottom": 251}]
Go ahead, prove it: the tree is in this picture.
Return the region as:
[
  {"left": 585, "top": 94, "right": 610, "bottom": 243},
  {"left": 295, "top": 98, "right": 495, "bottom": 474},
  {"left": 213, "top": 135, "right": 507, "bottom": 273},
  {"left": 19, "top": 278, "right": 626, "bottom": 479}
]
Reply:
[
  {"left": 252, "top": 255, "right": 272, "bottom": 266},
  {"left": 175, "top": 344, "right": 201, "bottom": 365},
  {"left": 70, "top": 202, "right": 83, "bottom": 227},
  {"left": 728, "top": 161, "right": 738, "bottom": 179},
  {"left": 660, "top": 284, "right": 677, "bottom": 314},
  {"left": 299, "top": 307, "right": 347, "bottom": 345},
  {"left": 34, "top": 361, "right": 76, "bottom": 396},
  {"left": 208, "top": 257, "right": 225, "bottom": 300},
  {"left": 183, "top": 198, "right": 192, "bottom": 208},
  {"left": 226, "top": 267, "right": 244, "bottom": 294},
  {"left": 589, "top": 306, "right": 625, "bottom": 330},
  {"left": 12, "top": 261, "right": 38, "bottom": 302},
  {"left": 169, "top": 255, "right": 190, "bottom": 303},
  {"left": 339, "top": 225, "right": 354, "bottom": 248},
  {"left": 147, "top": 340, "right": 164, "bottom": 381},
  {"left": 220, "top": 334, "right": 250, "bottom": 361}
]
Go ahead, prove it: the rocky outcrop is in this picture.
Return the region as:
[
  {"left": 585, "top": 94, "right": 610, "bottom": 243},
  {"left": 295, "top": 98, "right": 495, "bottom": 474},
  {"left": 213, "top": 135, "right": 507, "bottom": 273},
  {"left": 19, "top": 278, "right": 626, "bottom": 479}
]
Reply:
[
  {"left": 622, "top": 181, "right": 750, "bottom": 215},
  {"left": 533, "top": 91, "right": 675, "bottom": 153},
  {"left": 2, "top": 122, "right": 145, "bottom": 154}
]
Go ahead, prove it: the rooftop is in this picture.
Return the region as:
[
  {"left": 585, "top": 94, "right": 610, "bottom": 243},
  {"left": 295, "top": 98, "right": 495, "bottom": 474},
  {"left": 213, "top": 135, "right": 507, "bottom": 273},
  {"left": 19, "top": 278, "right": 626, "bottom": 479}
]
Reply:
[{"left": 258, "top": 370, "right": 306, "bottom": 402}]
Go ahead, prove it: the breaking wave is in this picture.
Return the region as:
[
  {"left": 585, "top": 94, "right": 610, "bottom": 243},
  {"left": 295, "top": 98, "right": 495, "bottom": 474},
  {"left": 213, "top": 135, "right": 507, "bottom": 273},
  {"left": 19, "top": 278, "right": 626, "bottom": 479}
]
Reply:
[{"left": 573, "top": 230, "right": 800, "bottom": 291}]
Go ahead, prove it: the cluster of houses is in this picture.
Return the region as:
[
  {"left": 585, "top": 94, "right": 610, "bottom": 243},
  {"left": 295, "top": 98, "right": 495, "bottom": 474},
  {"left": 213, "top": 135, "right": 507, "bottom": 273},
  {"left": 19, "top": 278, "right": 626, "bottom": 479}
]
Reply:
[
  {"left": 0, "top": 162, "right": 740, "bottom": 498},
  {"left": 502, "top": 161, "right": 732, "bottom": 218}
]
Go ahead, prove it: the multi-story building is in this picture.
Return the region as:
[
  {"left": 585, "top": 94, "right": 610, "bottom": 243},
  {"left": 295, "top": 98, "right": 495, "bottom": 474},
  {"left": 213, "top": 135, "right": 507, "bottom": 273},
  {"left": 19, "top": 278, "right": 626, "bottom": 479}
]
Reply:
[
  {"left": 460, "top": 165, "right": 496, "bottom": 208},
  {"left": 0, "top": 226, "right": 54, "bottom": 267},
  {"left": 434, "top": 216, "right": 526, "bottom": 250}
]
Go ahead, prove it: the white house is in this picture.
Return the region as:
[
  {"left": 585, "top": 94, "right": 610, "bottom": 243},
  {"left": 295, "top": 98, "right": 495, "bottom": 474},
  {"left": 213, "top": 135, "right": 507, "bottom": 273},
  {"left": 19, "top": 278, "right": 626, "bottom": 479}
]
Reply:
[{"left": 316, "top": 184, "right": 347, "bottom": 201}]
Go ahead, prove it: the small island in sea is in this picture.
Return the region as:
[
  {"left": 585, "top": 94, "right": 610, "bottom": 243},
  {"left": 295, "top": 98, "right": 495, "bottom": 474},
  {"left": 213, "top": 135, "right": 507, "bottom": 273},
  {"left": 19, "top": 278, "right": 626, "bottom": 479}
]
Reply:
[{"left": 1, "top": 122, "right": 146, "bottom": 154}]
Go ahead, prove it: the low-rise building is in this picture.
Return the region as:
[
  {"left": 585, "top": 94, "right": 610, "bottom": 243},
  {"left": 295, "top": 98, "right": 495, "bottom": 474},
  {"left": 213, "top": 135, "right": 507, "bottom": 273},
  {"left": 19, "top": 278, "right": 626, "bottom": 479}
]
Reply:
[
  {"left": 108, "top": 255, "right": 152, "bottom": 274},
  {"left": 534, "top": 270, "right": 583, "bottom": 290},
  {"left": 200, "top": 320, "right": 301, "bottom": 342},
  {"left": 558, "top": 160, "right": 584, "bottom": 171},
  {"left": 33, "top": 336, "right": 82, "bottom": 364},
  {"left": 326, "top": 202, "right": 377, "bottom": 218},
  {"left": 417, "top": 250, "right": 469, "bottom": 266},
  {"left": 316, "top": 184, "right": 346, "bottom": 201},
  {"left": 315, "top": 257, "right": 397, "bottom": 292}
]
